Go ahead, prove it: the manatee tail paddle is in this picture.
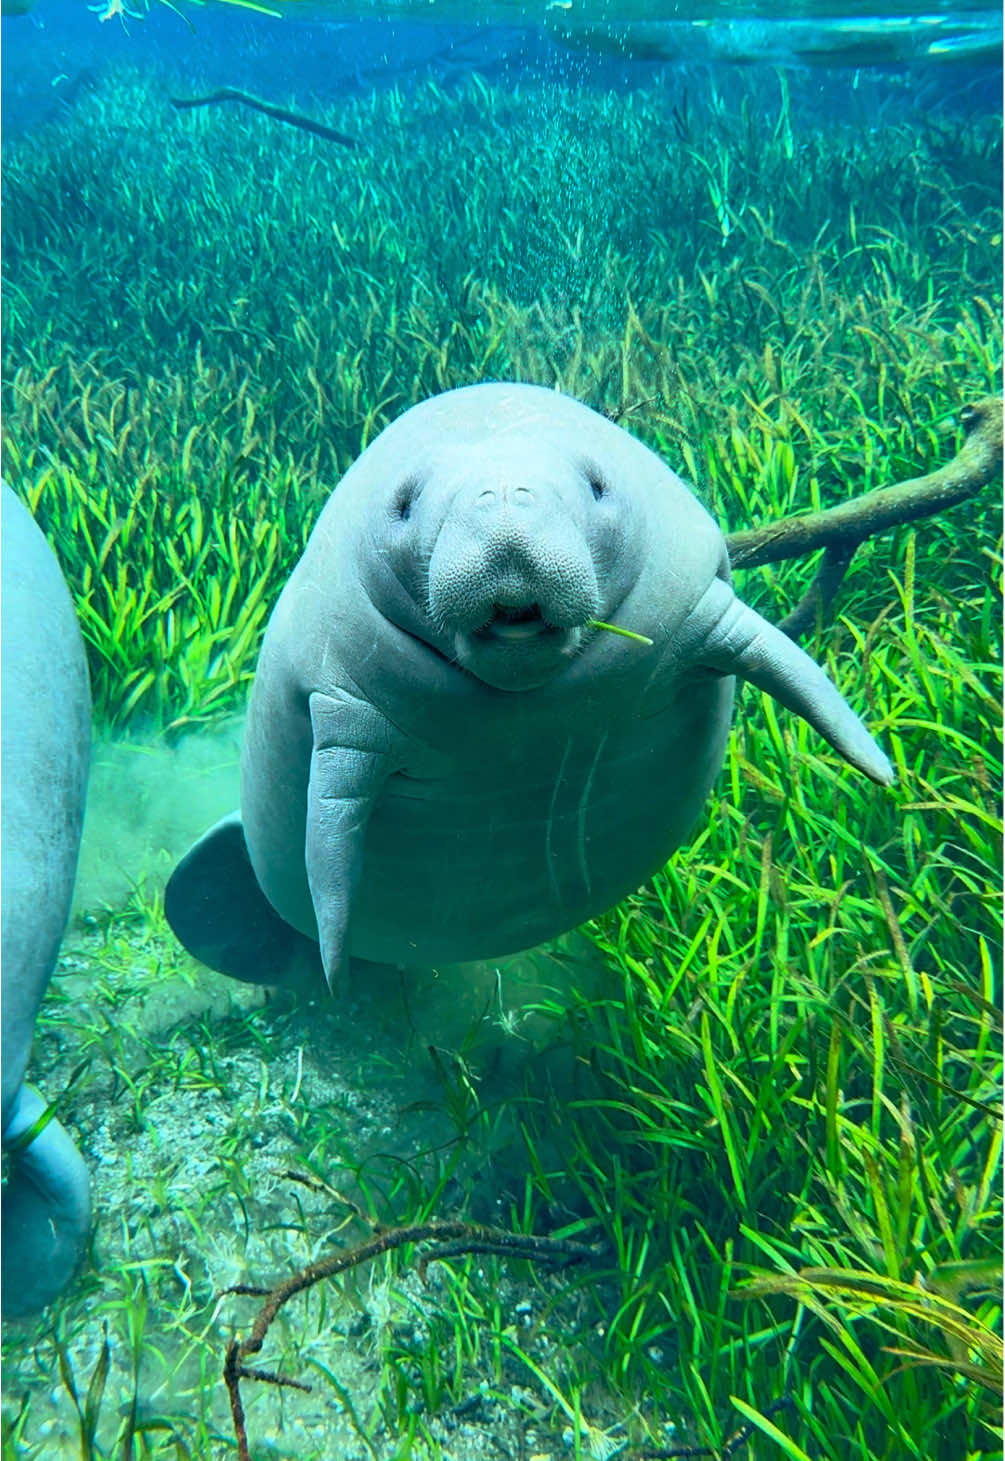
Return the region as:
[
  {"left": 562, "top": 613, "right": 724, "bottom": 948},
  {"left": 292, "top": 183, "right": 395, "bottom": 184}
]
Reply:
[{"left": 165, "top": 812, "right": 323, "bottom": 988}]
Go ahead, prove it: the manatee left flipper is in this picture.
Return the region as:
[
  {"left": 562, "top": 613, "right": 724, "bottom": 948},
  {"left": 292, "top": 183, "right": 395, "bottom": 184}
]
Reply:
[
  {"left": 691, "top": 578, "right": 894, "bottom": 785},
  {"left": 1, "top": 1083, "right": 91, "bottom": 1318},
  {"left": 306, "top": 690, "right": 402, "bottom": 993},
  {"left": 164, "top": 811, "right": 322, "bottom": 987}
]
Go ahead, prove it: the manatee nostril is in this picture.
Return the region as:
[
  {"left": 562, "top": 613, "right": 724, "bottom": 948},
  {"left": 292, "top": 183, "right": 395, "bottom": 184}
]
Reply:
[
  {"left": 392, "top": 476, "right": 421, "bottom": 521},
  {"left": 474, "top": 485, "right": 534, "bottom": 507},
  {"left": 586, "top": 469, "right": 608, "bottom": 502}
]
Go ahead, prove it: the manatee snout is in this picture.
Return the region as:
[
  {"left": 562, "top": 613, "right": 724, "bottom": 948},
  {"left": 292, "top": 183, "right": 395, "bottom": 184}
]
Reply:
[
  {"left": 429, "top": 506, "right": 602, "bottom": 630},
  {"left": 427, "top": 483, "right": 602, "bottom": 689}
]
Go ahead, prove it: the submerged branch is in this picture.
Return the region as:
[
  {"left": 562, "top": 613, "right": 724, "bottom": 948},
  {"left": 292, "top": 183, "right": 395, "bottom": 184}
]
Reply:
[
  {"left": 722, "top": 396, "right": 1002, "bottom": 642},
  {"left": 777, "top": 541, "right": 856, "bottom": 640},
  {"left": 221, "top": 1215, "right": 600, "bottom": 1461},
  {"left": 170, "top": 89, "right": 359, "bottom": 147},
  {"left": 725, "top": 396, "right": 1002, "bottom": 572}
]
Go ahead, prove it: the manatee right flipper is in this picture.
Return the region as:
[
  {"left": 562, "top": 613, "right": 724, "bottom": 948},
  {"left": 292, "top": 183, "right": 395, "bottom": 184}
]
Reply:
[
  {"left": 164, "top": 812, "right": 322, "bottom": 988},
  {"left": 1, "top": 1083, "right": 91, "bottom": 1318},
  {"left": 305, "top": 690, "right": 403, "bottom": 994}
]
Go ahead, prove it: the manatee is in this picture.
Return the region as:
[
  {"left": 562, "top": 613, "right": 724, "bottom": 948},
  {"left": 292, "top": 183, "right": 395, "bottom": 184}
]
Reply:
[
  {"left": 166, "top": 383, "right": 891, "bottom": 992},
  {"left": 1, "top": 484, "right": 92, "bottom": 1317}
]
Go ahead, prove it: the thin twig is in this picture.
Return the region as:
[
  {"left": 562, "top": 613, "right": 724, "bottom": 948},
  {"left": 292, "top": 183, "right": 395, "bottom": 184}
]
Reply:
[
  {"left": 221, "top": 1217, "right": 601, "bottom": 1461},
  {"left": 274, "top": 1167, "right": 377, "bottom": 1225}
]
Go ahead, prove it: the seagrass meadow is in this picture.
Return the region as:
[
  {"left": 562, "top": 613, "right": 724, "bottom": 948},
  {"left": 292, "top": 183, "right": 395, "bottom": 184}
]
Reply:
[{"left": 1, "top": 47, "right": 1002, "bottom": 1461}]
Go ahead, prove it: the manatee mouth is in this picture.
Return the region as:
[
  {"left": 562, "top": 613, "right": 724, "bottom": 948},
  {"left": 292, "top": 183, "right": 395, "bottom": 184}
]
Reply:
[
  {"left": 476, "top": 603, "right": 557, "bottom": 642},
  {"left": 455, "top": 602, "right": 583, "bottom": 689}
]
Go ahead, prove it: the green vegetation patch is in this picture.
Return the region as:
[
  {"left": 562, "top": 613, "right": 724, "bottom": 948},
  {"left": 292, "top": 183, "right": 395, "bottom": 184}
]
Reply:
[{"left": 1, "top": 62, "right": 1001, "bottom": 1461}]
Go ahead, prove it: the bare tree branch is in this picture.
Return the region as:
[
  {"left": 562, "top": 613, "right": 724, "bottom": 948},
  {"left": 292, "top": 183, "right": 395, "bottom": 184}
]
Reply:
[
  {"left": 776, "top": 542, "right": 858, "bottom": 640},
  {"left": 725, "top": 396, "right": 1003, "bottom": 572},
  {"left": 170, "top": 90, "right": 358, "bottom": 147},
  {"left": 220, "top": 1215, "right": 601, "bottom": 1461}
]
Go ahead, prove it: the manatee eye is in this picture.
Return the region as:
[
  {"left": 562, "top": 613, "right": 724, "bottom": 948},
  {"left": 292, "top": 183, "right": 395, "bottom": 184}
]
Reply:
[
  {"left": 392, "top": 476, "right": 420, "bottom": 521},
  {"left": 584, "top": 464, "right": 609, "bottom": 502}
]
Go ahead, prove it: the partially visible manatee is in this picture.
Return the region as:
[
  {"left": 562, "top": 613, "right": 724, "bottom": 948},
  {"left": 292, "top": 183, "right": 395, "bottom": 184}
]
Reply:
[
  {"left": 166, "top": 383, "right": 892, "bottom": 993},
  {"left": 2, "top": 484, "right": 92, "bottom": 1317}
]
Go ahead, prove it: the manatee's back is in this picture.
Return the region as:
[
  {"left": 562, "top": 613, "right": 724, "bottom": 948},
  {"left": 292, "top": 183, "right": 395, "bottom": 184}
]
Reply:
[{"left": 1, "top": 486, "right": 91, "bottom": 1130}]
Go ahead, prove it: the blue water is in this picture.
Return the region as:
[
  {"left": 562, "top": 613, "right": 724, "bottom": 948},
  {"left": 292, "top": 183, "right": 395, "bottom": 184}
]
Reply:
[{"left": 3, "top": 0, "right": 1002, "bottom": 142}]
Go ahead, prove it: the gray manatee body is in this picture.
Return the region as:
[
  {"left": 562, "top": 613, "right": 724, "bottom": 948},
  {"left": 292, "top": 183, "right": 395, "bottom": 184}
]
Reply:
[
  {"left": 166, "top": 383, "right": 892, "bottom": 991},
  {"left": 2, "top": 484, "right": 92, "bottom": 1316}
]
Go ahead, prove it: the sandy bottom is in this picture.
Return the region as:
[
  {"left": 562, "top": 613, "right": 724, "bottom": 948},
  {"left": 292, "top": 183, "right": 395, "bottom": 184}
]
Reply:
[{"left": 3, "top": 733, "right": 670, "bottom": 1458}]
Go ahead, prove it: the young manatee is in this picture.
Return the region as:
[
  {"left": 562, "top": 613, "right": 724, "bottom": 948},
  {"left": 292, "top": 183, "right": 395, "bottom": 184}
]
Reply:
[
  {"left": 166, "top": 383, "right": 892, "bottom": 992},
  {"left": 2, "top": 484, "right": 92, "bottom": 1317}
]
